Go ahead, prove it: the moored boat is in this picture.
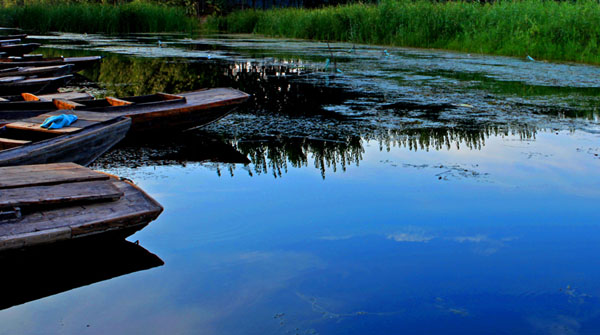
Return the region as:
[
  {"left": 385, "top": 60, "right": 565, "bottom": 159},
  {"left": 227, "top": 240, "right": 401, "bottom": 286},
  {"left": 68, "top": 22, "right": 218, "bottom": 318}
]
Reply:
[
  {"left": 0, "top": 55, "right": 102, "bottom": 71},
  {"left": 0, "top": 74, "right": 73, "bottom": 95},
  {"left": 0, "top": 87, "right": 251, "bottom": 133},
  {"left": 0, "top": 43, "right": 41, "bottom": 56},
  {"left": 0, "top": 112, "right": 131, "bottom": 166},
  {"left": 0, "top": 64, "right": 74, "bottom": 79},
  {"left": 0, "top": 34, "right": 27, "bottom": 40},
  {"left": 0, "top": 91, "right": 93, "bottom": 102},
  {"left": 0, "top": 39, "right": 22, "bottom": 46},
  {"left": 0, "top": 162, "right": 163, "bottom": 251}
]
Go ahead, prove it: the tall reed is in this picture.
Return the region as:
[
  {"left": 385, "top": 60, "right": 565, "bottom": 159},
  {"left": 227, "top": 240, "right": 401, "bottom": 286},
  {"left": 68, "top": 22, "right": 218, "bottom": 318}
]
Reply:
[
  {"left": 0, "top": 1, "right": 196, "bottom": 34},
  {"left": 207, "top": 0, "right": 600, "bottom": 64}
]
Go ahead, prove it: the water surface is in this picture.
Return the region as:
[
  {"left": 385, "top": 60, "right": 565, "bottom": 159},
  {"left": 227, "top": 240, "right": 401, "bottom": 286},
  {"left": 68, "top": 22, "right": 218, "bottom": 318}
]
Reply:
[{"left": 0, "top": 33, "right": 599, "bottom": 334}]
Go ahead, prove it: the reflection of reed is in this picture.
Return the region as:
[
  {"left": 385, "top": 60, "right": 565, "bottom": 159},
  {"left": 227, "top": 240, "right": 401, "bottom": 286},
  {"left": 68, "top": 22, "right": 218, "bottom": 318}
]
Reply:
[
  {"left": 233, "top": 136, "right": 364, "bottom": 178},
  {"left": 365, "top": 125, "right": 537, "bottom": 152},
  {"left": 224, "top": 125, "right": 537, "bottom": 178},
  {"left": 95, "top": 123, "right": 538, "bottom": 178}
]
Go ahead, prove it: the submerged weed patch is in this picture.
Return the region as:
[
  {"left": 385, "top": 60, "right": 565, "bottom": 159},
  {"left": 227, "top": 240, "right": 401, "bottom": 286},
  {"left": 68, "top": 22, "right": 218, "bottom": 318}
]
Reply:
[{"left": 207, "top": 0, "right": 600, "bottom": 64}]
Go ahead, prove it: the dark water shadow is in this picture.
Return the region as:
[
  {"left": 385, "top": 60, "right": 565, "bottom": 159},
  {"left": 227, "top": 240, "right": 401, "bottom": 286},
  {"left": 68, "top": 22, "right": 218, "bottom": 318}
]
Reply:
[{"left": 0, "top": 239, "right": 163, "bottom": 311}]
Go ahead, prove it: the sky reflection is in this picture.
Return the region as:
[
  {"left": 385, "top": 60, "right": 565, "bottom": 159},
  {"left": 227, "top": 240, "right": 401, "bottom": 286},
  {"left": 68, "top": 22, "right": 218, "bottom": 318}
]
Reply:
[{"left": 2, "top": 130, "right": 598, "bottom": 334}]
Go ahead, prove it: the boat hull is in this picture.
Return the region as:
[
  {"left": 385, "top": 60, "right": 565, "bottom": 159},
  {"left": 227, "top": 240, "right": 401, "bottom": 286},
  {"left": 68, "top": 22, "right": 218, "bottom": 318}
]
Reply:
[
  {"left": 125, "top": 103, "right": 239, "bottom": 133},
  {"left": 0, "top": 43, "right": 40, "bottom": 56},
  {"left": 0, "top": 116, "right": 131, "bottom": 167},
  {"left": 0, "top": 75, "right": 73, "bottom": 95},
  {"left": 0, "top": 163, "right": 163, "bottom": 252},
  {"left": 0, "top": 87, "right": 250, "bottom": 133},
  {"left": 0, "top": 64, "right": 74, "bottom": 79},
  {"left": 0, "top": 56, "right": 102, "bottom": 72}
]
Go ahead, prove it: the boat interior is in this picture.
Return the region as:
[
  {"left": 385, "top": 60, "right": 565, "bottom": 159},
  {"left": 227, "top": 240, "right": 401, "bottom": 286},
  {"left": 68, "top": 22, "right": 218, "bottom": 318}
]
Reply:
[
  {"left": 0, "top": 110, "right": 119, "bottom": 151},
  {"left": 5, "top": 92, "right": 187, "bottom": 111},
  {"left": 0, "top": 123, "right": 68, "bottom": 150}
]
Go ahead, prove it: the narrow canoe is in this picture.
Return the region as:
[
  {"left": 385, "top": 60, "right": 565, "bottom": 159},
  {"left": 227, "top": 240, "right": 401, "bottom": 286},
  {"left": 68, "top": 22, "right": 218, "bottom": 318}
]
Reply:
[
  {"left": 0, "top": 39, "right": 22, "bottom": 46},
  {"left": 0, "top": 87, "right": 251, "bottom": 133},
  {"left": 0, "top": 91, "right": 92, "bottom": 102},
  {"left": 0, "top": 34, "right": 27, "bottom": 40},
  {"left": 0, "top": 55, "right": 102, "bottom": 71},
  {"left": 0, "top": 74, "right": 73, "bottom": 95},
  {"left": 0, "top": 43, "right": 41, "bottom": 56},
  {"left": 0, "top": 162, "right": 163, "bottom": 251},
  {"left": 0, "top": 64, "right": 74, "bottom": 78},
  {"left": 0, "top": 113, "right": 131, "bottom": 166}
]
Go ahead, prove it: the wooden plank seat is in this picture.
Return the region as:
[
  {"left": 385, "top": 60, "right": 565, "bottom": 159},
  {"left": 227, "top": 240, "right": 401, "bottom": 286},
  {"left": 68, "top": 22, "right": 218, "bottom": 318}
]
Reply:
[
  {"left": 53, "top": 99, "right": 85, "bottom": 110},
  {"left": 157, "top": 92, "right": 185, "bottom": 101},
  {"left": 106, "top": 97, "right": 133, "bottom": 106},
  {"left": 0, "top": 180, "right": 123, "bottom": 210},
  {"left": 6, "top": 110, "right": 120, "bottom": 134},
  {"left": 0, "top": 163, "right": 109, "bottom": 189},
  {"left": 7, "top": 120, "right": 83, "bottom": 134},
  {"left": 21, "top": 93, "right": 41, "bottom": 101},
  {"left": 36, "top": 92, "right": 92, "bottom": 102},
  {"left": 0, "top": 137, "right": 31, "bottom": 150}
]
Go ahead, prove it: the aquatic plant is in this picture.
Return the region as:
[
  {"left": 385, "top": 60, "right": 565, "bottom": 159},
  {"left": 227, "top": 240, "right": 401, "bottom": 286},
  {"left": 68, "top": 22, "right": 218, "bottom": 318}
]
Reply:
[
  {"left": 0, "top": 1, "right": 196, "bottom": 34},
  {"left": 206, "top": 0, "right": 600, "bottom": 64}
]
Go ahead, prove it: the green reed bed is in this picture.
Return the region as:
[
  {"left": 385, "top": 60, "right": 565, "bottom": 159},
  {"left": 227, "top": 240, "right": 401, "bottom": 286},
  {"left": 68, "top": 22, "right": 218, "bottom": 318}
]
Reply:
[
  {"left": 208, "top": 0, "right": 600, "bottom": 64},
  {"left": 0, "top": 1, "right": 196, "bottom": 34}
]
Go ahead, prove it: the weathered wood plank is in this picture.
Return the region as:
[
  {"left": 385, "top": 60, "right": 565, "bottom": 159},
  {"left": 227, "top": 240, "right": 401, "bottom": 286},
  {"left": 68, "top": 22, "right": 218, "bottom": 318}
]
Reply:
[
  {"left": 21, "top": 93, "right": 41, "bottom": 101},
  {"left": 6, "top": 121, "right": 82, "bottom": 134},
  {"left": 0, "top": 137, "right": 30, "bottom": 150},
  {"left": 53, "top": 99, "right": 83, "bottom": 110},
  {"left": 106, "top": 97, "right": 133, "bottom": 106},
  {"left": 0, "top": 180, "right": 123, "bottom": 209},
  {"left": 0, "top": 180, "right": 162, "bottom": 240},
  {"left": 28, "top": 110, "right": 120, "bottom": 122},
  {"left": 38, "top": 92, "right": 92, "bottom": 101},
  {"left": 0, "top": 227, "right": 71, "bottom": 250},
  {"left": 0, "top": 163, "right": 109, "bottom": 189}
]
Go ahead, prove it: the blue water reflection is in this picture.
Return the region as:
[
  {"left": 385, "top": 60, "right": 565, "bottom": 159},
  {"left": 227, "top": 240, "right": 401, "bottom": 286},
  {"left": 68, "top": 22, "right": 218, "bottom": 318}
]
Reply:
[
  {"left": 2, "top": 130, "right": 598, "bottom": 334},
  {"left": 1, "top": 33, "right": 600, "bottom": 334}
]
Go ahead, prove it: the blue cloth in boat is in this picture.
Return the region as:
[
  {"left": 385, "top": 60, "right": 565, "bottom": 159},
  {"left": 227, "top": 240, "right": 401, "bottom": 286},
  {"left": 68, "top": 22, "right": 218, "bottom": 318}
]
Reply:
[{"left": 40, "top": 114, "right": 78, "bottom": 129}]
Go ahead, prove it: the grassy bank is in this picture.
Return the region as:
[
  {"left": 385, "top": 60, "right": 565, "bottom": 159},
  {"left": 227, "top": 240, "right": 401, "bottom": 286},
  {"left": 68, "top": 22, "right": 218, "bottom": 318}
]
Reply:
[
  {"left": 0, "top": 1, "right": 196, "bottom": 34},
  {"left": 207, "top": 0, "right": 600, "bottom": 64}
]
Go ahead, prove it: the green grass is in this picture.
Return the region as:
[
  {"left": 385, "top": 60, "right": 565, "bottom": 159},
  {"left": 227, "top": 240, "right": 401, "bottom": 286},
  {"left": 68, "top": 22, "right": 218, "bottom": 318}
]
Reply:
[
  {"left": 206, "top": 0, "right": 600, "bottom": 64},
  {"left": 0, "top": 1, "right": 196, "bottom": 34}
]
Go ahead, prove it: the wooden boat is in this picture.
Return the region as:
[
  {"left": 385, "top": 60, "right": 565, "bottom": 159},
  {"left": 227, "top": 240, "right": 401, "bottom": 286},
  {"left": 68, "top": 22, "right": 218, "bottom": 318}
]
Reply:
[
  {"left": 0, "top": 55, "right": 102, "bottom": 71},
  {"left": 0, "top": 239, "right": 162, "bottom": 310},
  {"left": 0, "top": 91, "right": 92, "bottom": 102},
  {"left": 0, "top": 34, "right": 27, "bottom": 40},
  {"left": 0, "top": 87, "right": 251, "bottom": 133},
  {"left": 0, "top": 112, "right": 131, "bottom": 166},
  {"left": 0, "top": 162, "right": 163, "bottom": 251},
  {"left": 0, "top": 74, "right": 73, "bottom": 95},
  {"left": 0, "top": 39, "right": 22, "bottom": 45},
  {"left": 0, "top": 64, "right": 74, "bottom": 79},
  {"left": 0, "top": 43, "right": 40, "bottom": 56}
]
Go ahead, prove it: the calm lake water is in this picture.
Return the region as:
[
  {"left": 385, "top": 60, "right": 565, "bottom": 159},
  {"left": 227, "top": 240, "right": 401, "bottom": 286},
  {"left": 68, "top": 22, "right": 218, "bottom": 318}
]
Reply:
[{"left": 1, "top": 33, "right": 600, "bottom": 334}]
